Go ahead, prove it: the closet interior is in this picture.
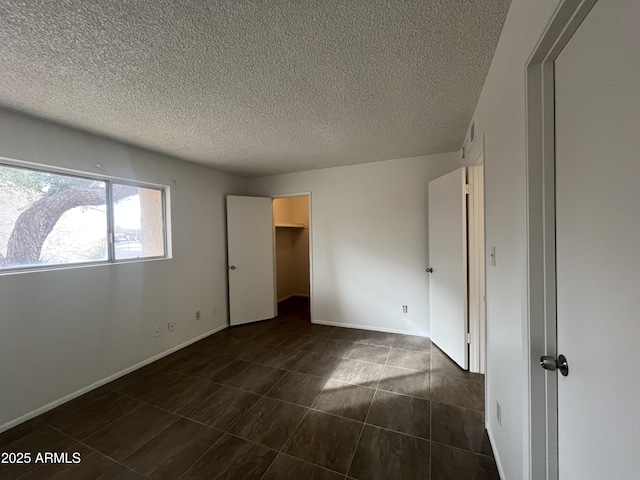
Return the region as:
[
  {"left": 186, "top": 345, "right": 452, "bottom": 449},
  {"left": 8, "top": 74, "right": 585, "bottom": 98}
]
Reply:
[{"left": 273, "top": 196, "right": 310, "bottom": 313}]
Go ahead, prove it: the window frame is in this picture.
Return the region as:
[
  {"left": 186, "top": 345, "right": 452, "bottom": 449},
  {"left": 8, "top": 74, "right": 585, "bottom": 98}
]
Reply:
[
  {"left": 0, "top": 159, "right": 170, "bottom": 273},
  {"left": 109, "top": 179, "right": 169, "bottom": 264}
]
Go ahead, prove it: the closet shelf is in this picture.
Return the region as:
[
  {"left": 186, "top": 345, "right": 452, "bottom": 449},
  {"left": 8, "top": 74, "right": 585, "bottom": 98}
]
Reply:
[{"left": 275, "top": 223, "right": 306, "bottom": 228}]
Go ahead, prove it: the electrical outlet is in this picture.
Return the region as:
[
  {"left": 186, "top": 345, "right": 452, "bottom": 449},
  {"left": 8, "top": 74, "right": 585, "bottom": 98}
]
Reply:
[
  {"left": 212, "top": 305, "right": 217, "bottom": 316},
  {"left": 496, "top": 399, "right": 502, "bottom": 426},
  {"left": 168, "top": 321, "right": 175, "bottom": 332},
  {"left": 195, "top": 310, "right": 201, "bottom": 321},
  {"left": 402, "top": 305, "right": 408, "bottom": 314},
  {"left": 154, "top": 326, "right": 160, "bottom": 338}
]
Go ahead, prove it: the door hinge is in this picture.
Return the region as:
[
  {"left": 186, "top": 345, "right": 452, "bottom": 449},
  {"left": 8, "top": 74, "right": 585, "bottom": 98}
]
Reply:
[
  {"left": 467, "top": 333, "right": 471, "bottom": 344},
  {"left": 464, "top": 184, "right": 472, "bottom": 195}
]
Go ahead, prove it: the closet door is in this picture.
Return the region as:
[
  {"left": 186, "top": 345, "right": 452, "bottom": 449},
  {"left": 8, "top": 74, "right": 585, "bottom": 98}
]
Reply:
[
  {"left": 226, "top": 195, "right": 275, "bottom": 326},
  {"left": 428, "top": 168, "right": 468, "bottom": 369}
]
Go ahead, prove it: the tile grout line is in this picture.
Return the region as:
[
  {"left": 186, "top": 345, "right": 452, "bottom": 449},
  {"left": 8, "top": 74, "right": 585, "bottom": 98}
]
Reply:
[
  {"left": 257, "top": 407, "right": 313, "bottom": 480},
  {"left": 101, "top": 340, "right": 435, "bottom": 444},
  {"left": 196, "top": 334, "right": 417, "bottom": 477},
  {"left": 176, "top": 433, "right": 227, "bottom": 480},
  {"left": 222, "top": 379, "right": 283, "bottom": 434},
  {"left": 360, "top": 420, "right": 429, "bottom": 443},
  {"left": 197, "top": 328, "right": 482, "bottom": 463},
  {"left": 429, "top": 440, "right": 497, "bottom": 460},
  {"left": 192, "top": 346, "right": 431, "bottom": 397},
  {"left": 11, "top": 426, "right": 96, "bottom": 480},
  {"left": 278, "top": 451, "right": 352, "bottom": 478},
  {"left": 430, "top": 344, "right": 433, "bottom": 480},
  {"left": 187, "top": 338, "right": 432, "bottom": 396},
  {"left": 217, "top": 354, "right": 405, "bottom": 477},
  {"left": 261, "top": 341, "right": 363, "bottom": 478},
  {"left": 28, "top": 321, "right": 443, "bottom": 479},
  {"left": 39, "top": 392, "right": 142, "bottom": 431},
  {"left": 106, "top": 370, "right": 467, "bottom": 477},
  {"left": 46, "top": 422, "right": 161, "bottom": 479},
  {"left": 343, "top": 380, "right": 378, "bottom": 479},
  {"left": 87, "top": 409, "right": 179, "bottom": 470},
  {"left": 104, "top": 368, "right": 354, "bottom": 476},
  {"left": 261, "top": 451, "right": 351, "bottom": 480},
  {"left": 341, "top": 345, "right": 391, "bottom": 479},
  {"left": 105, "top": 342, "right": 416, "bottom": 404},
  {"left": 77, "top": 388, "right": 228, "bottom": 478},
  {"left": 211, "top": 330, "right": 429, "bottom": 365},
  {"left": 44, "top": 401, "right": 152, "bottom": 449}
]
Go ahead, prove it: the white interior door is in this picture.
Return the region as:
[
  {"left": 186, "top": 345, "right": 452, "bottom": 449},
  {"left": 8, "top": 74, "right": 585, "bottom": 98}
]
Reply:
[
  {"left": 227, "top": 195, "right": 275, "bottom": 326},
  {"left": 428, "top": 168, "right": 468, "bottom": 369},
  {"left": 554, "top": 0, "right": 640, "bottom": 477}
]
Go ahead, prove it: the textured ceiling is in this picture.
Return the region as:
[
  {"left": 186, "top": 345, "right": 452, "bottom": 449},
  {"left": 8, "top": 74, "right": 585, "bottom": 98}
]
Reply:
[{"left": 0, "top": 0, "right": 510, "bottom": 177}]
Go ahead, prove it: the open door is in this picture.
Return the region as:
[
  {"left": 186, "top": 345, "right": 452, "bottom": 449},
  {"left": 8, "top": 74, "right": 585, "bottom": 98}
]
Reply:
[
  {"left": 226, "top": 195, "right": 275, "bottom": 326},
  {"left": 527, "top": 1, "right": 640, "bottom": 477},
  {"left": 553, "top": 1, "right": 640, "bottom": 477},
  {"left": 428, "top": 168, "right": 468, "bottom": 369}
]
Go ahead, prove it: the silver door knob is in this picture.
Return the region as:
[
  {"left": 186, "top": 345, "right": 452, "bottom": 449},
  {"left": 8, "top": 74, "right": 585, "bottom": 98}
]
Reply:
[
  {"left": 540, "top": 354, "right": 569, "bottom": 376},
  {"left": 229, "top": 265, "right": 236, "bottom": 270}
]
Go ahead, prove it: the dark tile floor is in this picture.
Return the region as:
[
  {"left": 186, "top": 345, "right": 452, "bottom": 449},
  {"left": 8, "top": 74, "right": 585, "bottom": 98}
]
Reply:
[{"left": 0, "top": 297, "right": 499, "bottom": 479}]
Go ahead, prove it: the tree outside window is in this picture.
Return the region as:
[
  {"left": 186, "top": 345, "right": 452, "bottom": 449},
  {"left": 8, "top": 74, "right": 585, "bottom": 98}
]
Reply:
[{"left": 0, "top": 163, "right": 167, "bottom": 271}]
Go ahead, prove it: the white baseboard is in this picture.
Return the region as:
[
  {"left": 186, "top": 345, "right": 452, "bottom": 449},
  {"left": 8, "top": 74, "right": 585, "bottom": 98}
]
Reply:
[
  {"left": 486, "top": 423, "right": 506, "bottom": 480},
  {"left": 277, "top": 293, "right": 310, "bottom": 302},
  {"left": 0, "top": 323, "right": 228, "bottom": 434},
  {"left": 311, "top": 318, "right": 429, "bottom": 337}
]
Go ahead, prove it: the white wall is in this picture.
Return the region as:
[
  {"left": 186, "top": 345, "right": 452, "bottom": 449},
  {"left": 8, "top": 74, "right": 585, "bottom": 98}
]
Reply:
[
  {"left": 460, "top": 1, "right": 562, "bottom": 479},
  {"left": 0, "top": 109, "right": 247, "bottom": 431},
  {"left": 275, "top": 228, "right": 295, "bottom": 300},
  {"left": 292, "top": 228, "right": 310, "bottom": 296},
  {"left": 250, "top": 153, "right": 458, "bottom": 336}
]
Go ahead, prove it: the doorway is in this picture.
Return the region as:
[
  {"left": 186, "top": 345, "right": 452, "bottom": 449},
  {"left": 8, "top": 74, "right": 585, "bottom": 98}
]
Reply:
[
  {"left": 526, "top": 0, "right": 640, "bottom": 478},
  {"left": 273, "top": 195, "right": 311, "bottom": 321},
  {"left": 467, "top": 163, "right": 486, "bottom": 374},
  {"left": 427, "top": 164, "right": 486, "bottom": 374}
]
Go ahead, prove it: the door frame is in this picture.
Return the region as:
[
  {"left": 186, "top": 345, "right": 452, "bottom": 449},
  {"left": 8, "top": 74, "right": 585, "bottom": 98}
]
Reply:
[
  {"left": 462, "top": 131, "right": 487, "bottom": 375},
  {"left": 467, "top": 146, "right": 486, "bottom": 374},
  {"left": 271, "top": 192, "right": 314, "bottom": 322},
  {"left": 525, "top": 1, "right": 597, "bottom": 478}
]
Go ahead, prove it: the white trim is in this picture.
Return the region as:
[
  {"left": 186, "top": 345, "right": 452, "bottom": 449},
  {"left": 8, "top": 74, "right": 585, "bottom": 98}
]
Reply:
[
  {"left": 467, "top": 163, "right": 486, "bottom": 374},
  {"left": 468, "top": 132, "right": 485, "bottom": 167},
  {"left": 277, "top": 294, "right": 297, "bottom": 302},
  {"left": 277, "top": 293, "right": 310, "bottom": 302},
  {"left": 487, "top": 424, "right": 506, "bottom": 480},
  {"left": 0, "top": 323, "right": 228, "bottom": 434},
  {"left": 462, "top": 169, "right": 469, "bottom": 369},
  {"left": 312, "top": 318, "right": 429, "bottom": 338},
  {"left": 270, "top": 192, "right": 311, "bottom": 199},
  {"left": 0, "top": 157, "right": 171, "bottom": 275},
  {"left": 0, "top": 255, "right": 170, "bottom": 277},
  {"left": 0, "top": 155, "right": 168, "bottom": 188},
  {"left": 277, "top": 293, "right": 310, "bottom": 301}
]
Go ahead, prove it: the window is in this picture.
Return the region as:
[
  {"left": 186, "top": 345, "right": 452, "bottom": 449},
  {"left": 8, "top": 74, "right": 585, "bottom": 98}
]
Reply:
[
  {"left": 113, "top": 184, "right": 166, "bottom": 260},
  {"left": 0, "top": 162, "right": 167, "bottom": 271}
]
